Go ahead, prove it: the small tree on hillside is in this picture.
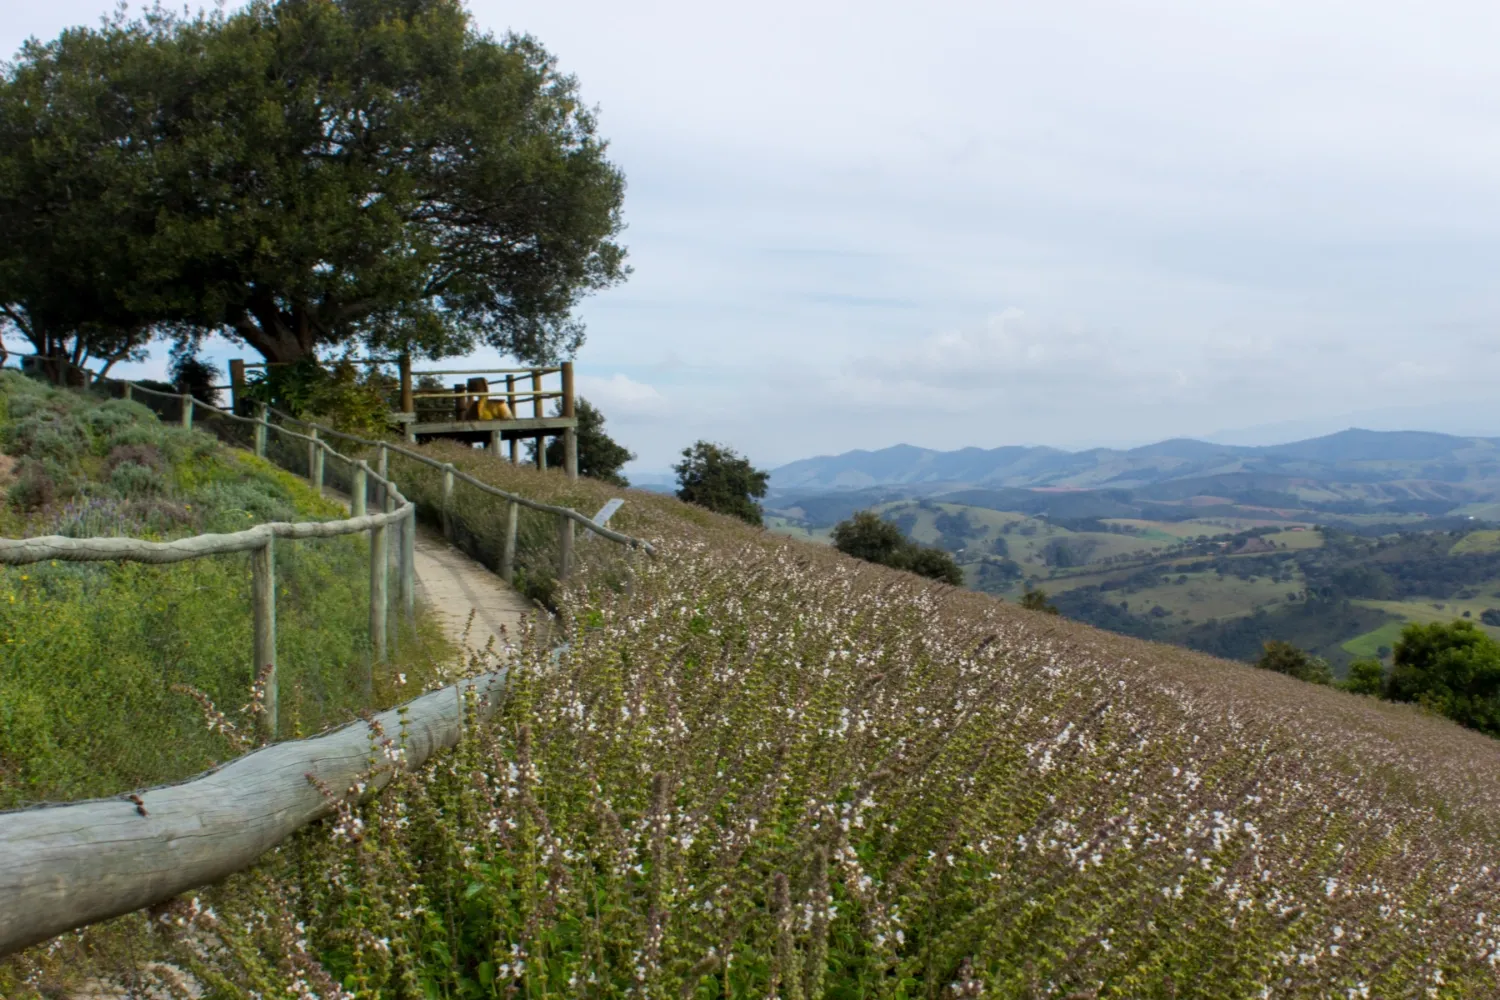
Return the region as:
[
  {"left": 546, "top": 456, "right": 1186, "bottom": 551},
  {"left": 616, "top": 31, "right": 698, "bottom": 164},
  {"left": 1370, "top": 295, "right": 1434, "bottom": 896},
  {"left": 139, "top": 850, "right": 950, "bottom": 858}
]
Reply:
[
  {"left": 1020, "top": 587, "right": 1059, "bottom": 615},
  {"left": 831, "top": 511, "right": 906, "bottom": 564},
  {"left": 531, "top": 397, "right": 635, "bottom": 486},
  {"left": 1386, "top": 620, "right": 1500, "bottom": 735},
  {"left": 1255, "top": 640, "right": 1333, "bottom": 685},
  {"left": 901, "top": 546, "right": 965, "bottom": 586},
  {"left": 673, "top": 441, "right": 769, "bottom": 526},
  {"left": 1342, "top": 658, "right": 1385, "bottom": 696},
  {"left": 831, "top": 510, "right": 964, "bottom": 585}
]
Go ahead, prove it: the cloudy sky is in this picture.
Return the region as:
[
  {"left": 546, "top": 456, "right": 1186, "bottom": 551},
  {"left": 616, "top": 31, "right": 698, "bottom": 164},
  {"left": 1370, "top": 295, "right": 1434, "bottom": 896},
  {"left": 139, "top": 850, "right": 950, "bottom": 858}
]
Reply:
[{"left": 9, "top": 1, "right": 1500, "bottom": 474}]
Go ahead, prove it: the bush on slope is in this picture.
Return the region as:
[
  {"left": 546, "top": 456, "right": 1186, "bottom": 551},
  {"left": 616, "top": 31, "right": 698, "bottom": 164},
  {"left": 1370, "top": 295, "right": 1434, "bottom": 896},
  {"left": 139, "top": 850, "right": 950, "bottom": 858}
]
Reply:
[{"left": 11, "top": 442, "right": 1500, "bottom": 998}]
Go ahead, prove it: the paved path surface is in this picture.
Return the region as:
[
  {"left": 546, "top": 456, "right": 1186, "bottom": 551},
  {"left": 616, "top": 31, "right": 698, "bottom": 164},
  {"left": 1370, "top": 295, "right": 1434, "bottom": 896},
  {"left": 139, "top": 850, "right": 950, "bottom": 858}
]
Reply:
[
  {"left": 322, "top": 485, "right": 534, "bottom": 657},
  {"left": 411, "top": 521, "right": 534, "bottom": 658}
]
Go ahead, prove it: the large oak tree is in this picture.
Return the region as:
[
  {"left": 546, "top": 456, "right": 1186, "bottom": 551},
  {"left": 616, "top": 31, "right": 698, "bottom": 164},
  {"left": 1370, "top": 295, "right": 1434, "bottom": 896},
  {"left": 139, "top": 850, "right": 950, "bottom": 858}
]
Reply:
[{"left": 0, "top": 0, "right": 628, "bottom": 367}]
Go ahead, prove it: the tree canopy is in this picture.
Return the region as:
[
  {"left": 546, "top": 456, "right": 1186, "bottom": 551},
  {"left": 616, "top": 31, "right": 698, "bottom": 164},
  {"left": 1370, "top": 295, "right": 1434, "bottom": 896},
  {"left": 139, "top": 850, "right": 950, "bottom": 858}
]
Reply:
[
  {"left": 1385, "top": 620, "right": 1500, "bottom": 736},
  {"left": 0, "top": 0, "right": 628, "bottom": 367},
  {"left": 673, "top": 442, "right": 768, "bottom": 526}
]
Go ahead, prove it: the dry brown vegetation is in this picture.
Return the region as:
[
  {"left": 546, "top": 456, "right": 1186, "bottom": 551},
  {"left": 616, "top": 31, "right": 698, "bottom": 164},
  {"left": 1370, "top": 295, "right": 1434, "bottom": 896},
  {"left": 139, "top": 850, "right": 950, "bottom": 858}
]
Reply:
[{"left": 10, "top": 441, "right": 1500, "bottom": 998}]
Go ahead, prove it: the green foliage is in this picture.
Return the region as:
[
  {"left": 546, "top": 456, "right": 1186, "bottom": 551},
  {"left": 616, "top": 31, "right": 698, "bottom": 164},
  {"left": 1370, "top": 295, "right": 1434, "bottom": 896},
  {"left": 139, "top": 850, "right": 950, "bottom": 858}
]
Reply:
[
  {"left": 168, "top": 352, "right": 222, "bottom": 407},
  {"left": 831, "top": 510, "right": 964, "bottom": 585},
  {"left": 1342, "top": 658, "right": 1386, "bottom": 695},
  {"left": 0, "top": 14, "right": 162, "bottom": 372},
  {"left": 241, "top": 358, "right": 393, "bottom": 436},
  {"left": 673, "top": 440, "right": 769, "bottom": 526},
  {"left": 0, "top": 373, "right": 451, "bottom": 807},
  {"left": 535, "top": 397, "right": 635, "bottom": 486},
  {"left": 1386, "top": 620, "right": 1500, "bottom": 735},
  {"left": 2, "top": 0, "right": 629, "bottom": 365},
  {"left": 830, "top": 510, "right": 905, "bottom": 563},
  {"left": 1254, "top": 640, "right": 1334, "bottom": 685},
  {"left": 1020, "top": 586, "right": 1059, "bottom": 614}
]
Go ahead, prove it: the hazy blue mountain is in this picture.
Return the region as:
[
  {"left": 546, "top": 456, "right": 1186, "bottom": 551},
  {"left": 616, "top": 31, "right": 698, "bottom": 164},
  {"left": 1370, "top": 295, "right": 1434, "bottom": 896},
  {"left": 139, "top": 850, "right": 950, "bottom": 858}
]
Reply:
[{"left": 770, "top": 428, "right": 1500, "bottom": 493}]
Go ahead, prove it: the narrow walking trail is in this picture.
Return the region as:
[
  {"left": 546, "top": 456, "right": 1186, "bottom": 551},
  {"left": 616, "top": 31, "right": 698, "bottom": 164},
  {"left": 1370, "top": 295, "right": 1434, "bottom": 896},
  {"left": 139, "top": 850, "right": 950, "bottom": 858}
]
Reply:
[
  {"left": 322, "top": 484, "right": 535, "bottom": 657},
  {"left": 410, "top": 521, "right": 535, "bottom": 657}
]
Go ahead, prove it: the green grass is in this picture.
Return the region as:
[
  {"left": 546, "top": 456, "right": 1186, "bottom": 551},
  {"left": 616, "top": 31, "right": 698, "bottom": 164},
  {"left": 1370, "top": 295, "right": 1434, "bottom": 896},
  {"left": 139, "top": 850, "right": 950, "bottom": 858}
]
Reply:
[
  {"left": 1450, "top": 529, "right": 1500, "bottom": 554},
  {"left": 1342, "top": 619, "right": 1408, "bottom": 659},
  {"left": 0, "top": 373, "right": 453, "bottom": 808}
]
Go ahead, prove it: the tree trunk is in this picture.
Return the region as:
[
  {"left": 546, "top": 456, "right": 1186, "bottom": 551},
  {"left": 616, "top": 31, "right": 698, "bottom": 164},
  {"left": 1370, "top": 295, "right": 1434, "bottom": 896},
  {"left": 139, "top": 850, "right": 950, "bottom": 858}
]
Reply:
[{"left": 233, "top": 294, "right": 319, "bottom": 364}]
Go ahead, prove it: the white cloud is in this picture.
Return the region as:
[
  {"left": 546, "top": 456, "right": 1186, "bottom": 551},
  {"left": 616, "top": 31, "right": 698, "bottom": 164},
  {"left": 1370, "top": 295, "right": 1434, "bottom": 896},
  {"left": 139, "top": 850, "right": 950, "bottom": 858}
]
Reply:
[{"left": 575, "top": 373, "right": 669, "bottom": 419}]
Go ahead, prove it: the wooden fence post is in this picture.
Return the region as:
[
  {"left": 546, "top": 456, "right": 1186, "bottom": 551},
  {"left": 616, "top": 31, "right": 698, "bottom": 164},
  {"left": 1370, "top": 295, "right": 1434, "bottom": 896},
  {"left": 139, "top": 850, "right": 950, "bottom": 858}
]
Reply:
[
  {"left": 180, "top": 395, "right": 194, "bottom": 430},
  {"left": 561, "top": 360, "right": 577, "bottom": 479},
  {"left": 254, "top": 404, "right": 268, "bottom": 458},
  {"left": 376, "top": 444, "right": 388, "bottom": 511},
  {"left": 351, "top": 461, "right": 368, "bottom": 517},
  {"left": 370, "top": 508, "right": 388, "bottom": 667},
  {"left": 122, "top": 382, "right": 132, "bottom": 402},
  {"left": 307, "top": 429, "right": 321, "bottom": 490},
  {"left": 400, "top": 507, "right": 415, "bottom": 624},
  {"left": 500, "top": 501, "right": 518, "bottom": 584},
  {"left": 558, "top": 512, "right": 573, "bottom": 581},
  {"left": 251, "top": 536, "right": 277, "bottom": 741},
  {"left": 441, "top": 463, "right": 455, "bottom": 541}
]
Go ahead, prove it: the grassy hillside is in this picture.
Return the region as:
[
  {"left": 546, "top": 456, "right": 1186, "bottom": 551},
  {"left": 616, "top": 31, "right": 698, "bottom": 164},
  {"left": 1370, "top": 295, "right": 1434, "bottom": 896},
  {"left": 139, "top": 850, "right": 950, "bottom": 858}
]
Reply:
[
  {"left": 15, "top": 444, "right": 1500, "bottom": 997},
  {"left": 0, "top": 373, "right": 451, "bottom": 808}
]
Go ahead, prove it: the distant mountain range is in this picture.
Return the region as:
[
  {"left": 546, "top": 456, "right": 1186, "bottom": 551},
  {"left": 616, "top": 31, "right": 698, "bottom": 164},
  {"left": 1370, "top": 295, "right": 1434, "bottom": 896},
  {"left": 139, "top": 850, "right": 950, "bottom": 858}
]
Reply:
[{"left": 769, "top": 429, "right": 1500, "bottom": 496}]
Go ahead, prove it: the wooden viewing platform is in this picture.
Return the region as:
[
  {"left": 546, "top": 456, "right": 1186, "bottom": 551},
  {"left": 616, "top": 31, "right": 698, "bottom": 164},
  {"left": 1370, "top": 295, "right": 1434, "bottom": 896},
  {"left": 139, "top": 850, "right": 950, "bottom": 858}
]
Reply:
[{"left": 230, "top": 357, "right": 580, "bottom": 478}]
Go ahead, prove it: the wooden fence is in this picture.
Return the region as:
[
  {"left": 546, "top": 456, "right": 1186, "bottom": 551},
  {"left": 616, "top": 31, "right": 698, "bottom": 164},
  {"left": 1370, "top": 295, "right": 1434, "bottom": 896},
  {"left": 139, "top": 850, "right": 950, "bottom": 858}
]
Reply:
[{"left": 0, "top": 368, "right": 655, "bottom": 958}]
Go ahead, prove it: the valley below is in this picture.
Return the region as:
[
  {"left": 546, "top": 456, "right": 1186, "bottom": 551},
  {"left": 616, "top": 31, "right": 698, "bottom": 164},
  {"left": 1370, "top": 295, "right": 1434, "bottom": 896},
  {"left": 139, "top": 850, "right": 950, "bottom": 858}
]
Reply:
[{"left": 765, "top": 428, "right": 1500, "bottom": 674}]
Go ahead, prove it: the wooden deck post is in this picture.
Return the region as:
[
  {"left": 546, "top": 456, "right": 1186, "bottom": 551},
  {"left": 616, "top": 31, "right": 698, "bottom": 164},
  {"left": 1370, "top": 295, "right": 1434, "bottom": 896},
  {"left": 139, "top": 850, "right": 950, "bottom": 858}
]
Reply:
[
  {"left": 501, "top": 501, "right": 518, "bottom": 584},
  {"left": 531, "top": 370, "right": 548, "bottom": 470},
  {"left": 561, "top": 361, "right": 577, "bottom": 480},
  {"left": 489, "top": 429, "right": 502, "bottom": 453},
  {"left": 229, "top": 359, "right": 246, "bottom": 415},
  {"left": 254, "top": 403, "right": 268, "bottom": 458},
  {"left": 351, "top": 461, "right": 368, "bottom": 517},
  {"left": 452, "top": 382, "right": 465, "bottom": 420},
  {"left": 251, "top": 536, "right": 277, "bottom": 741},
  {"left": 180, "top": 395, "right": 194, "bottom": 430},
  {"left": 558, "top": 512, "right": 573, "bottom": 580},
  {"left": 400, "top": 507, "right": 415, "bottom": 624},
  {"left": 399, "top": 353, "right": 413, "bottom": 415},
  {"left": 507, "top": 375, "right": 519, "bottom": 463},
  {"left": 441, "top": 463, "right": 455, "bottom": 541},
  {"left": 370, "top": 505, "right": 388, "bottom": 666}
]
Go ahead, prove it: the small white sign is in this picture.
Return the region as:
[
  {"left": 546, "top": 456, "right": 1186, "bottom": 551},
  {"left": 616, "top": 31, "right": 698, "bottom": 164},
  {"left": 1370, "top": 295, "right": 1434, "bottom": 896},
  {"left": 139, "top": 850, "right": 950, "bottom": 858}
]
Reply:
[{"left": 592, "top": 499, "right": 625, "bottom": 527}]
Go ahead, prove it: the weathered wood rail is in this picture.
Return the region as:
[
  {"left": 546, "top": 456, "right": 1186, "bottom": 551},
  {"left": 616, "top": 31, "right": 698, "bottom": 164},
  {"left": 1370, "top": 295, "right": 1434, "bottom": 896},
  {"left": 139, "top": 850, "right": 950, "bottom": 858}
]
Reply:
[
  {"left": 0, "top": 365, "right": 657, "bottom": 959},
  {"left": 0, "top": 667, "right": 510, "bottom": 957}
]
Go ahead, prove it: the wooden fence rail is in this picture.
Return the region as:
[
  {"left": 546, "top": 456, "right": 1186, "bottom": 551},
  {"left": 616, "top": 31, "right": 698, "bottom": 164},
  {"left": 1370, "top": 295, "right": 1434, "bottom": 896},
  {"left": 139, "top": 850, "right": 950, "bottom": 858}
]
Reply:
[{"left": 0, "top": 667, "right": 511, "bottom": 957}]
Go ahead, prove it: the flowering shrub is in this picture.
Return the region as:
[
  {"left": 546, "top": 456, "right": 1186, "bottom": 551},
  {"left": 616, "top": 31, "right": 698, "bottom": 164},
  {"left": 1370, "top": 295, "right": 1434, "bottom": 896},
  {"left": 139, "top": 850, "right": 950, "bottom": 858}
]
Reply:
[{"left": 12, "top": 445, "right": 1500, "bottom": 997}]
